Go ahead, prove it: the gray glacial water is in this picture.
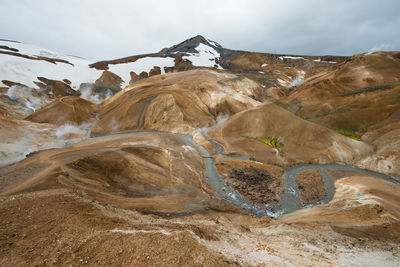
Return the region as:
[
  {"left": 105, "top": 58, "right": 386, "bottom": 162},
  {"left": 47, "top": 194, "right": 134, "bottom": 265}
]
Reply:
[
  {"left": 2, "top": 130, "right": 398, "bottom": 219},
  {"left": 197, "top": 132, "right": 399, "bottom": 217}
]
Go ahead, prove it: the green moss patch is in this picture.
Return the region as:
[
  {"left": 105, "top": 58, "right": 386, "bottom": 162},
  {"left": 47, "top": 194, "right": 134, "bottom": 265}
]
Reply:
[
  {"left": 244, "top": 136, "right": 285, "bottom": 153},
  {"left": 335, "top": 129, "right": 361, "bottom": 141}
]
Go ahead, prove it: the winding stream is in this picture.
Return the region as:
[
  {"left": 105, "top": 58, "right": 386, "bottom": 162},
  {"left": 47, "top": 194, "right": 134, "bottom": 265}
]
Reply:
[
  {"left": 1, "top": 130, "right": 399, "bottom": 219},
  {"left": 198, "top": 131, "right": 400, "bottom": 218},
  {"left": 281, "top": 164, "right": 400, "bottom": 215}
]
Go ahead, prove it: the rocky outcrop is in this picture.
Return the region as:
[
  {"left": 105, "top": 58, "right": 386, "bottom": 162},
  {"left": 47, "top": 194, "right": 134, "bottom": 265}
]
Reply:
[
  {"left": 93, "top": 71, "right": 123, "bottom": 94},
  {"left": 164, "top": 54, "right": 194, "bottom": 73},
  {"left": 0, "top": 50, "right": 73, "bottom": 65},
  {"left": 139, "top": 71, "right": 148, "bottom": 79},
  {"left": 63, "top": 79, "right": 72, "bottom": 85},
  {"left": 149, "top": 66, "right": 161, "bottom": 76},
  {"left": 129, "top": 71, "right": 140, "bottom": 84},
  {"left": 1, "top": 80, "right": 29, "bottom": 88},
  {"left": 35, "top": 77, "right": 79, "bottom": 97}
]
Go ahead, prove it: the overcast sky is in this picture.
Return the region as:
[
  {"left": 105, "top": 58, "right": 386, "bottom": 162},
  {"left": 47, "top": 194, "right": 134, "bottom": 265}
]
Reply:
[{"left": 1, "top": 0, "right": 399, "bottom": 60}]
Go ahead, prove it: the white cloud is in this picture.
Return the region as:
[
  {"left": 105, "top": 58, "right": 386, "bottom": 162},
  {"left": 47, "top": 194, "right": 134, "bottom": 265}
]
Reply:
[{"left": 0, "top": 0, "right": 399, "bottom": 59}]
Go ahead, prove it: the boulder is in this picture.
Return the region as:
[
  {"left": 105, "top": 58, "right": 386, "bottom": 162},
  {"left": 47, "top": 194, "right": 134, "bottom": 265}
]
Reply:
[{"left": 93, "top": 70, "right": 123, "bottom": 94}]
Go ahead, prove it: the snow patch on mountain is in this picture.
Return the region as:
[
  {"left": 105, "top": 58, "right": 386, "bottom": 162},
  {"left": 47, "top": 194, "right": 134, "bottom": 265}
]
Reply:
[
  {"left": 0, "top": 40, "right": 102, "bottom": 89},
  {"left": 279, "top": 56, "right": 304, "bottom": 60},
  {"left": 0, "top": 53, "right": 103, "bottom": 89},
  {"left": 0, "top": 41, "right": 175, "bottom": 89},
  {"left": 0, "top": 39, "right": 226, "bottom": 89},
  {"left": 183, "top": 43, "right": 222, "bottom": 69},
  {"left": 207, "top": 39, "right": 221, "bottom": 48},
  {"left": 1, "top": 40, "right": 75, "bottom": 60}
]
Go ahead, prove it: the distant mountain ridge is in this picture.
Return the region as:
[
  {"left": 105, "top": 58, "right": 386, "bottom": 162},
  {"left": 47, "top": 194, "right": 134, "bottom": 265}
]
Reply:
[
  {"left": 160, "top": 35, "right": 222, "bottom": 54},
  {"left": 0, "top": 35, "right": 356, "bottom": 97}
]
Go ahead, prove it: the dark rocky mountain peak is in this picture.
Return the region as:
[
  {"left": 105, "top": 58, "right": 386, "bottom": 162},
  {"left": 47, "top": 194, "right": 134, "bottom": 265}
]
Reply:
[{"left": 160, "top": 35, "right": 222, "bottom": 55}]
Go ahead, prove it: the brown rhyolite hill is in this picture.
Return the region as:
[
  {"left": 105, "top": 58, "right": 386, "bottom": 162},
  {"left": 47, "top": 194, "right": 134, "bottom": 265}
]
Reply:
[
  {"left": 282, "top": 52, "right": 400, "bottom": 130},
  {"left": 91, "top": 70, "right": 263, "bottom": 135},
  {"left": 277, "top": 51, "right": 400, "bottom": 176},
  {"left": 25, "top": 96, "right": 97, "bottom": 125},
  {"left": 207, "top": 102, "right": 373, "bottom": 167}
]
